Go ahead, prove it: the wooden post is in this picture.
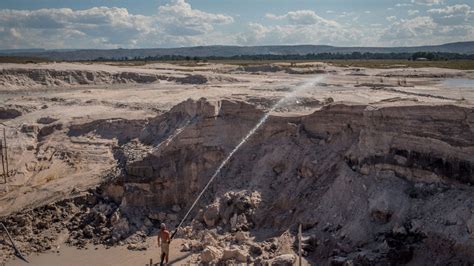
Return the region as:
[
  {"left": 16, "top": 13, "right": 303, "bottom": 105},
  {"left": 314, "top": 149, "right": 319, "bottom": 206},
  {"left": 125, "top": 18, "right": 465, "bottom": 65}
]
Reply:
[
  {"left": 3, "top": 128, "right": 8, "bottom": 177},
  {"left": 0, "top": 141, "right": 5, "bottom": 184},
  {"left": 298, "top": 224, "right": 302, "bottom": 266}
]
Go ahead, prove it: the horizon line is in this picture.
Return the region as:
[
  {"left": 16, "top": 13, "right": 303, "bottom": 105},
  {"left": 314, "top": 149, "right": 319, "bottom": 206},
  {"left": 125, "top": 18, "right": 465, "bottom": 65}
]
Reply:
[{"left": 1, "top": 40, "right": 474, "bottom": 52}]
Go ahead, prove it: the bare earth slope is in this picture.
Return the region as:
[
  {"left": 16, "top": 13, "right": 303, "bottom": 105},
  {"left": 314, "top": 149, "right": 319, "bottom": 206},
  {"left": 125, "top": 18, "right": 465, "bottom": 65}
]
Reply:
[{"left": 0, "top": 62, "right": 473, "bottom": 265}]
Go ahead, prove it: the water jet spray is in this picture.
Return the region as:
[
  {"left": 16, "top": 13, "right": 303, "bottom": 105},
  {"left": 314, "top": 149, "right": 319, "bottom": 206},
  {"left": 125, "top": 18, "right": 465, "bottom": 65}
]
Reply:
[{"left": 171, "top": 75, "right": 325, "bottom": 239}]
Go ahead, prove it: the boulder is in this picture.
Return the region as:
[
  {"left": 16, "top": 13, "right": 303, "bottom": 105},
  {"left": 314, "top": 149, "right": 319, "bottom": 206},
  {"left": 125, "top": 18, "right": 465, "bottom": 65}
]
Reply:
[
  {"left": 201, "top": 246, "right": 222, "bottom": 263},
  {"left": 148, "top": 212, "right": 166, "bottom": 221},
  {"left": 112, "top": 218, "right": 130, "bottom": 239},
  {"left": 181, "top": 243, "right": 191, "bottom": 252},
  {"left": 222, "top": 248, "right": 248, "bottom": 262},
  {"left": 21, "top": 124, "right": 39, "bottom": 134},
  {"left": 203, "top": 203, "right": 220, "bottom": 227},
  {"left": 172, "top": 205, "right": 182, "bottom": 213},
  {"left": 270, "top": 254, "right": 296, "bottom": 266},
  {"left": 38, "top": 123, "right": 63, "bottom": 137},
  {"left": 110, "top": 211, "right": 120, "bottom": 225},
  {"left": 202, "top": 231, "right": 218, "bottom": 246},
  {"left": 273, "top": 164, "right": 285, "bottom": 175},
  {"left": 37, "top": 116, "right": 58, "bottom": 124},
  {"left": 237, "top": 214, "right": 248, "bottom": 228},
  {"left": 230, "top": 213, "right": 238, "bottom": 230},
  {"left": 143, "top": 218, "right": 153, "bottom": 228},
  {"left": 249, "top": 244, "right": 263, "bottom": 256},
  {"left": 167, "top": 213, "right": 178, "bottom": 222},
  {"left": 235, "top": 231, "right": 248, "bottom": 242},
  {"left": 83, "top": 225, "right": 94, "bottom": 239}
]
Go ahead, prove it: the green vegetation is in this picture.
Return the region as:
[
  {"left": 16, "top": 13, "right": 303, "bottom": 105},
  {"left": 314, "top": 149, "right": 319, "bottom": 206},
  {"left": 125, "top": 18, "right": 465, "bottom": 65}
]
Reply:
[
  {"left": 324, "top": 59, "right": 474, "bottom": 70},
  {"left": 95, "top": 51, "right": 474, "bottom": 62},
  {"left": 93, "top": 51, "right": 474, "bottom": 70},
  {"left": 105, "top": 58, "right": 474, "bottom": 70},
  {"left": 0, "top": 56, "right": 49, "bottom": 64},
  {"left": 2, "top": 52, "right": 473, "bottom": 70}
]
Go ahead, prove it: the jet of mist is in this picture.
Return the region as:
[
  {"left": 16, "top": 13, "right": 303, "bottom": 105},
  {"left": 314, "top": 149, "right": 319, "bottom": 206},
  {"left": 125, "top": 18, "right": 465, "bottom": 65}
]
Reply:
[{"left": 172, "top": 75, "right": 326, "bottom": 235}]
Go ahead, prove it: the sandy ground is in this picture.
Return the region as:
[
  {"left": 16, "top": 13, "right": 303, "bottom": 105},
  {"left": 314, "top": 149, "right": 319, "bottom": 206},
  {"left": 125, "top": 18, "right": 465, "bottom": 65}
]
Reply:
[
  {"left": 7, "top": 238, "right": 193, "bottom": 266},
  {"left": 6, "top": 238, "right": 311, "bottom": 266}
]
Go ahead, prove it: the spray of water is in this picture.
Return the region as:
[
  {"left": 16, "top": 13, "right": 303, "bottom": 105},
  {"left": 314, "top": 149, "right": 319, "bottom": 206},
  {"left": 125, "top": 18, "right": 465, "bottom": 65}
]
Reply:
[
  {"left": 172, "top": 75, "right": 325, "bottom": 236},
  {"left": 152, "top": 120, "right": 192, "bottom": 153}
]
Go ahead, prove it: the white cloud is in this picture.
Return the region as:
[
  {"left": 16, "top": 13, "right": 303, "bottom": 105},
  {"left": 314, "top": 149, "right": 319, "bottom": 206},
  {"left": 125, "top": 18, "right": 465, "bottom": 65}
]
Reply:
[
  {"left": 0, "top": 7, "right": 154, "bottom": 47},
  {"left": 396, "top": 3, "right": 413, "bottom": 7},
  {"left": 338, "top": 11, "right": 356, "bottom": 18},
  {"left": 248, "top": 9, "right": 371, "bottom": 46},
  {"left": 0, "top": 1, "right": 234, "bottom": 49},
  {"left": 266, "top": 10, "right": 339, "bottom": 27},
  {"left": 381, "top": 16, "right": 437, "bottom": 44},
  {"left": 411, "top": 0, "right": 444, "bottom": 6},
  {"left": 236, "top": 19, "right": 363, "bottom": 46},
  {"left": 386, "top": 16, "right": 397, "bottom": 22},
  {"left": 0, "top": 0, "right": 471, "bottom": 49},
  {"left": 157, "top": 0, "right": 233, "bottom": 36},
  {"left": 379, "top": 3, "right": 474, "bottom": 46},
  {"left": 428, "top": 4, "right": 473, "bottom": 25}
]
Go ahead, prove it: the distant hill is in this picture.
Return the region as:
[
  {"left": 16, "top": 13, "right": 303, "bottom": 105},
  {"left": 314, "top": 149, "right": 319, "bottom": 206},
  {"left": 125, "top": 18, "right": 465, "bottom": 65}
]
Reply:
[
  {"left": 1, "top": 41, "right": 473, "bottom": 61},
  {"left": 0, "top": 48, "right": 46, "bottom": 54}
]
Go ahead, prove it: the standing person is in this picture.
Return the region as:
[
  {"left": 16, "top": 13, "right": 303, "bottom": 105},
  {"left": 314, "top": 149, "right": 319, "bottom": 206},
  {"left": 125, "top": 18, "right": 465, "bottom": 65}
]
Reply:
[{"left": 158, "top": 223, "right": 171, "bottom": 265}]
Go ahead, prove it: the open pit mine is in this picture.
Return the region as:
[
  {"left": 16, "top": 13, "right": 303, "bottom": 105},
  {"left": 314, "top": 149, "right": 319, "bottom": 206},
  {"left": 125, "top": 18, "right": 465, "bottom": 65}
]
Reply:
[{"left": 0, "top": 62, "right": 473, "bottom": 265}]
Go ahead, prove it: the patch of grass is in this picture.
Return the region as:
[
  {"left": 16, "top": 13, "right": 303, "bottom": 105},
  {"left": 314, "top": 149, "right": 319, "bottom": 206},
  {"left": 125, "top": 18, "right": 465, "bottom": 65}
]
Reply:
[
  {"left": 0, "top": 56, "right": 50, "bottom": 64},
  {"left": 85, "top": 59, "right": 474, "bottom": 70},
  {"left": 323, "top": 59, "right": 474, "bottom": 70},
  {"left": 206, "top": 59, "right": 323, "bottom": 66}
]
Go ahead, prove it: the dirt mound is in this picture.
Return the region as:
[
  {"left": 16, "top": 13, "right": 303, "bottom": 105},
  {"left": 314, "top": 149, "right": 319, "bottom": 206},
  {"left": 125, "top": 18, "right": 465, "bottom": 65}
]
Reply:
[
  {"left": 0, "top": 107, "right": 22, "bottom": 120},
  {"left": 0, "top": 104, "right": 37, "bottom": 120},
  {"left": 0, "top": 68, "right": 163, "bottom": 88},
  {"left": 237, "top": 64, "right": 327, "bottom": 75},
  {"left": 0, "top": 68, "right": 211, "bottom": 88},
  {"left": 237, "top": 65, "right": 286, "bottom": 73},
  {"left": 175, "top": 74, "right": 208, "bottom": 84}
]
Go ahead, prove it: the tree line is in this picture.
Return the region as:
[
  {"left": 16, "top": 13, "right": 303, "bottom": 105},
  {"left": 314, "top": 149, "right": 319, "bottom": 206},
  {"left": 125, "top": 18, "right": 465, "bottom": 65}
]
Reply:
[{"left": 94, "top": 52, "right": 474, "bottom": 62}]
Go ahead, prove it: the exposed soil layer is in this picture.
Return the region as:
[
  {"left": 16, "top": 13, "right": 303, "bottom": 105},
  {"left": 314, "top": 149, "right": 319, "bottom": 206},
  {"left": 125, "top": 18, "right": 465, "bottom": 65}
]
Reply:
[
  {"left": 0, "top": 62, "right": 473, "bottom": 265},
  {"left": 2, "top": 98, "right": 472, "bottom": 265},
  {"left": 0, "top": 67, "right": 210, "bottom": 89}
]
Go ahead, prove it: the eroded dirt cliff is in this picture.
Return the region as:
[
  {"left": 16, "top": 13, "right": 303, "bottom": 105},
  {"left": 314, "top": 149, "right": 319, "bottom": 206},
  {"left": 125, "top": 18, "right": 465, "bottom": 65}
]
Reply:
[
  {"left": 103, "top": 99, "right": 473, "bottom": 264},
  {"left": 1, "top": 97, "right": 473, "bottom": 265}
]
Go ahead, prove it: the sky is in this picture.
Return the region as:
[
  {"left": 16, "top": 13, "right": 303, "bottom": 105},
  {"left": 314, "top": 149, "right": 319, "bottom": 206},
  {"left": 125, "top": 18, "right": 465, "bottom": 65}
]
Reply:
[{"left": 0, "top": 0, "right": 472, "bottom": 49}]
